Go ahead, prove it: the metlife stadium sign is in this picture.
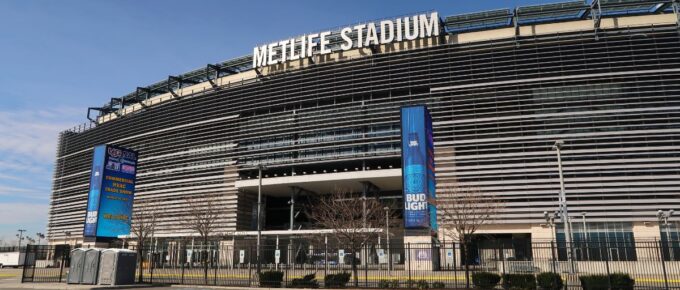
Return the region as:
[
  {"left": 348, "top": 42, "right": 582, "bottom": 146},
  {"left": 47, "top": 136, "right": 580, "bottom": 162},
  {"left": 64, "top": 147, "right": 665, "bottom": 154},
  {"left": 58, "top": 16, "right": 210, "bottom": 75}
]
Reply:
[
  {"left": 253, "top": 12, "right": 440, "bottom": 68},
  {"left": 401, "top": 106, "right": 437, "bottom": 230},
  {"left": 83, "top": 144, "right": 138, "bottom": 239}
]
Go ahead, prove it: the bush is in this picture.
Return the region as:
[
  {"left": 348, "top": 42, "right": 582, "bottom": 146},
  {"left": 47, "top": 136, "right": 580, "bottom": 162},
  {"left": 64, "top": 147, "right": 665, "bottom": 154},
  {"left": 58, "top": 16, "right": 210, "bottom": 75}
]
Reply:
[
  {"left": 390, "top": 280, "right": 400, "bottom": 288},
  {"left": 580, "top": 273, "right": 634, "bottom": 290},
  {"left": 502, "top": 274, "right": 536, "bottom": 290},
  {"left": 610, "top": 273, "right": 635, "bottom": 290},
  {"left": 416, "top": 279, "right": 429, "bottom": 289},
  {"left": 406, "top": 279, "right": 416, "bottom": 288},
  {"left": 290, "top": 273, "right": 319, "bottom": 288},
  {"left": 324, "top": 272, "right": 351, "bottom": 288},
  {"left": 472, "top": 272, "right": 501, "bottom": 290},
  {"left": 259, "top": 270, "right": 284, "bottom": 288},
  {"left": 378, "top": 279, "right": 391, "bottom": 288},
  {"left": 536, "top": 272, "right": 563, "bottom": 290},
  {"left": 431, "top": 281, "right": 446, "bottom": 288}
]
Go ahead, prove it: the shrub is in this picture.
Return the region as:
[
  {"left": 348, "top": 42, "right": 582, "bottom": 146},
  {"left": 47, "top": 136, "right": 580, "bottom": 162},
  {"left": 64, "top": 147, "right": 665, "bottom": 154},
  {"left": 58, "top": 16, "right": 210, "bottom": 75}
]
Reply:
[
  {"left": 610, "top": 273, "right": 635, "bottom": 290},
  {"left": 472, "top": 272, "right": 501, "bottom": 290},
  {"left": 579, "top": 274, "right": 609, "bottom": 290},
  {"left": 324, "top": 272, "right": 351, "bottom": 288},
  {"left": 406, "top": 279, "right": 416, "bottom": 288},
  {"left": 431, "top": 281, "right": 446, "bottom": 288},
  {"left": 416, "top": 279, "right": 429, "bottom": 289},
  {"left": 259, "top": 270, "right": 284, "bottom": 288},
  {"left": 536, "top": 272, "right": 563, "bottom": 290},
  {"left": 502, "top": 274, "right": 536, "bottom": 290},
  {"left": 390, "top": 280, "right": 400, "bottom": 288},
  {"left": 378, "top": 279, "right": 391, "bottom": 288},
  {"left": 290, "top": 273, "right": 319, "bottom": 288}
]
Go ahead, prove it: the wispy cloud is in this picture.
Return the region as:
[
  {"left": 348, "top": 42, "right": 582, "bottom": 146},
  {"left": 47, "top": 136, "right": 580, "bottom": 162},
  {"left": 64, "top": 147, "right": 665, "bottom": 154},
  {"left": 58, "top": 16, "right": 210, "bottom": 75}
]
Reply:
[{"left": 0, "top": 107, "right": 81, "bottom": 236}]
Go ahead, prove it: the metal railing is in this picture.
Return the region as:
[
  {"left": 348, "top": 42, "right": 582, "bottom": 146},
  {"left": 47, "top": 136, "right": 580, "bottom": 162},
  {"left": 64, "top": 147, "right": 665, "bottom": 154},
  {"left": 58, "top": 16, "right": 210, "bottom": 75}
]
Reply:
[{"left": 20, "top": 240, "right": 680, "bottom": 288}]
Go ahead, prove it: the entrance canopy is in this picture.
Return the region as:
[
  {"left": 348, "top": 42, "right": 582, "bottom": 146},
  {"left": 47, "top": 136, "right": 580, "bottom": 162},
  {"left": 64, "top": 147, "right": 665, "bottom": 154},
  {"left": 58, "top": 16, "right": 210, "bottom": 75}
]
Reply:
[{"left": 234, "top": 168, "right": 402, "bottom": 196}]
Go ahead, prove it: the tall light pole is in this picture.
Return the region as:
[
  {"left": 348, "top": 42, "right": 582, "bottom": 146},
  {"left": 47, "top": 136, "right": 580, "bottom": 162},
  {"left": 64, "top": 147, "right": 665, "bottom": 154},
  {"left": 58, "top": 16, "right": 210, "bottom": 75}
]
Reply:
[
  {"left": 383, "top": 206, "right": 391, "bottom": 273},
  {"left": 581, "top": 212, "right": 588, "bottom": 260},
  {"left": 256, "top": 164, "right": 266, "bottom": 275},
  {"left": 657, "top": 209, "right": 675, "bottom": 261},
  {"left": 64, "top": 231, "right": 72, "bottom": 249},
  {"left": 17, "top": 229, "right": 26, "bottom": 248},
  {"left": 553, "top": 140, "right": 574, "bottom": 271}
]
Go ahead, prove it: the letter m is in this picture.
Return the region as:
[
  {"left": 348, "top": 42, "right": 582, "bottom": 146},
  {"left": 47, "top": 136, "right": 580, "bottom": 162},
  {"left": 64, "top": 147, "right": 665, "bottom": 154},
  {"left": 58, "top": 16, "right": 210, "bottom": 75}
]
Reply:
[
  {"left": 419, "top": 12, "right": 440, "bottom": 37},
  {"left": 253, "top": 45, "right": 268, "bottom": 68}
]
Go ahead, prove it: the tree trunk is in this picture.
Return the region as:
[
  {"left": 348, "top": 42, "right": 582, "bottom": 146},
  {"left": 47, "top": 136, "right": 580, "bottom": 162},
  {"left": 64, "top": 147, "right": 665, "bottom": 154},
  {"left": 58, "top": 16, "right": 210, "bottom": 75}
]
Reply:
[
  {"left": 462, "top": 241, "right": 470, "bottom": 289},
  {"left": 203, "top": 237, "right": 209, "bottom": 284},
  {"left": 351, "top": 247, "right": 359, "bottom": 287},
  {"left": 137, "top": 241, "right": 144, "bottom": 283}
]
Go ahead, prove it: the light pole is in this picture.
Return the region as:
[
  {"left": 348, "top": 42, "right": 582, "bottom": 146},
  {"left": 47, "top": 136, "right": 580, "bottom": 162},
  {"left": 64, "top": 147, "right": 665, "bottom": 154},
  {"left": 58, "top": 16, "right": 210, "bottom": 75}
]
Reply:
[
  {"left": 552, "top": 140, "right": 574, "bottom": 271},
  {"left": 36, "top": 233, "right": 45, "bottom": 246},
  {"left": 64, "top": 231, "right": 72, "bottom": 249},
  {"left": 17, "top": 229, "right": 26, "bottom": 248},
  {"left": 581, "top": 212, "right": 588, "bottom": 260},
  {"left": 657, "top": 209, "right": 675, "bottom": 261},
  {"left": 256, "top": 164, "right": 266, "bottom": 275},
  {"left": 383, "top": 206, "right": 391, "bottom": 273}
]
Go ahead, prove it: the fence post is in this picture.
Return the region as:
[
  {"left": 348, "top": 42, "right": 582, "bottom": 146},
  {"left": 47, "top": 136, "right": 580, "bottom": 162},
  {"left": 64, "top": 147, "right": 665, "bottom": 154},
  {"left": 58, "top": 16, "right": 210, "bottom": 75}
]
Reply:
[
  {"left": 214, "top": 244, "right": 219, "bottom": 286},
  {"left": 407, "top": 243, "right": 412, "bottom": 284},
  {"left": 181, "top": 241, "right": 185, "bottom": 285},
  {"left": 248, "top": 245, "right": 253, "bottom": 287},
  {"left": 150, "top": 248, "right": 154, "bottom": 284},
  {"left": 500, "top": 243, "right": 506, "bottom": 276},
  {"left": 20, "top": 244, "right": 29, "bottom": 283},
  {"left": 58, "top": 247, "right": 66, "bottom": 283},
  {"left": 549, "top": 241, "right": 556, "bottom": 274},
  {"left": 604, "top": 242, "right": 611, "bottom": 290},
  {"left": 364, "top": 244, "right": 369, "bottom": 288},
  {"left": 658, "top": 240, "right": 670, "bottom": 290},
  {"left": 453, "top": 242, "right": 458, "bottom": 289},
  {"left": 324, "top": 241, "right": 328, "bottom": 280}
]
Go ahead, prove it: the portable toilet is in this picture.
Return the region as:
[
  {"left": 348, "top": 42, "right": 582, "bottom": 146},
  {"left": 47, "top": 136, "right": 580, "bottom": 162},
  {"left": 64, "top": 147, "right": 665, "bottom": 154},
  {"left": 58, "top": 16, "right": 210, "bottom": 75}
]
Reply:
[
  {"left": 81, "top": 249, "right": 101, "bottom": 284},
  {"left": 98, "top": 249, "right": 137, "bottom": 285},
  {"left": 66, "top": 249, "right": 86, "bottom": 284}
]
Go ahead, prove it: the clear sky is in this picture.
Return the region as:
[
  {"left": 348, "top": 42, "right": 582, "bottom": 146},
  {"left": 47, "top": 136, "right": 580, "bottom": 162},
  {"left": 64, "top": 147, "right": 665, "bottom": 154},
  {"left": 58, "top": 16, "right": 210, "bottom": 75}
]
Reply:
[{"left": 0, "top": 0, "right": 551, "bottom": 245}]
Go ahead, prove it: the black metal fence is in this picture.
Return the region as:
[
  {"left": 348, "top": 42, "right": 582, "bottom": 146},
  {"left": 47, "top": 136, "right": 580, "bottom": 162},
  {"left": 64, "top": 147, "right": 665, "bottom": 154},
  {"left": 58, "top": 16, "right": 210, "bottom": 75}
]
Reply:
[{"left": 18, "top": 240, "right": 680, "bottom": 289}]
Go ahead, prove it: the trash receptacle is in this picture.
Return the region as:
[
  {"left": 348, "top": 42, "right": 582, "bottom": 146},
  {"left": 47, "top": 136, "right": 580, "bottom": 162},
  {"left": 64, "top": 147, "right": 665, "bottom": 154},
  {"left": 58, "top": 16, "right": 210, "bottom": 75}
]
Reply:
[
  {"left": 81, "top": 249, "right": 101, "bottom": 284},
  {"left": 67, "top": 249, "right": 85, "bottom": 284},
  {"left": 98, "top": 249, "right": 136, "bottom": 285}
]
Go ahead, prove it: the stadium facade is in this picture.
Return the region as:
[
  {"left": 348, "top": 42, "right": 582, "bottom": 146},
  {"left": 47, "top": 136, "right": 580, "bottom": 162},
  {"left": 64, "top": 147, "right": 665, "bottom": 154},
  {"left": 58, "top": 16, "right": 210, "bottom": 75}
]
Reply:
[{"left": 49, "top": 0, "right": 680, "bottom": 254}]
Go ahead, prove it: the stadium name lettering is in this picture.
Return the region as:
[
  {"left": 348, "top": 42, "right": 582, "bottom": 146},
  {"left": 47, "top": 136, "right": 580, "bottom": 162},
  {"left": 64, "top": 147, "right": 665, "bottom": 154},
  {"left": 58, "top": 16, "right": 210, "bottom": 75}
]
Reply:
[{"left": 253, "top": 12, "right": 439, "bottom": 68}]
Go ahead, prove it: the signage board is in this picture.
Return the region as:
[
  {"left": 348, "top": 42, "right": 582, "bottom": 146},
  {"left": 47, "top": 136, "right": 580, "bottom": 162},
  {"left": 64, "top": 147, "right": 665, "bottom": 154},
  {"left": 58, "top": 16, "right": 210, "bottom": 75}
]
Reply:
[
  {"left": 401, "top": 106, "right": 437, "bottom": 230},
  {"left": 239, "top": 250, "right": 245, "bottom": 264},
  {"left": 274, "top": 250, "right": 281, "bottom": 264},
  {"left": 338, "top": 249, "right": 345, "bottom": 264},
  {"left": 253, "top": 12, "right": 440, "bottom": 68},
  {"left": 83, "top": 144, "right": 138, "bottom": 238}
]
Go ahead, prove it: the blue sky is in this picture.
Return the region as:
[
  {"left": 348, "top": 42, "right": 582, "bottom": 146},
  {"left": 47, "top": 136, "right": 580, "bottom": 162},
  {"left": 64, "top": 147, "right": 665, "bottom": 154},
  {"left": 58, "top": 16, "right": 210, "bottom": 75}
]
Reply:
[{"left": 0, "top": 0, "right": 550, "bottom": 244}]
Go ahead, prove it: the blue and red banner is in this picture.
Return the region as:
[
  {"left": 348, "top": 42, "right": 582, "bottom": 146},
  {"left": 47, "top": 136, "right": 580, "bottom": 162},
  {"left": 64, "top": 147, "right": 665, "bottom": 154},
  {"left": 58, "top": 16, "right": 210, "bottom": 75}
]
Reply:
[{"left": 83, "top": 144, "right": 138, "bottom": 238}]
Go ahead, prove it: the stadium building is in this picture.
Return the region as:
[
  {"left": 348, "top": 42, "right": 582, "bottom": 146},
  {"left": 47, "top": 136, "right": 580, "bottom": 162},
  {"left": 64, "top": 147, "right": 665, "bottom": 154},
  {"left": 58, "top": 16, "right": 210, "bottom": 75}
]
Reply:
[{"left": 49, "top": 0, "right": 680, "bottom": 260}]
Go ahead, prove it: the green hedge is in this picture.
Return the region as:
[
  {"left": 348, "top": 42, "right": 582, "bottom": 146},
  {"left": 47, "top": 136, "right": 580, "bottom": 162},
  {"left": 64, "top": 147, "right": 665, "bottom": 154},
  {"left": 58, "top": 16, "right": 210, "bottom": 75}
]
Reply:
[
  {"left": 431, "top": 281, "right": 446, "bottom": 288},
  {"left": 473, "top": 272, "right": 501, "bottom": 290},
  {"left": 324, "top": 272, "right": 351, "bottom": 288},
  {"left": 536, "top": 272, "right": 563, "bottom": 290},
  {"left": 258, "top": 270, "right": 284, "bottom": 288},
  {"left": 290, "top": 273, "right": 319, "bottom": 288},
  {"left": 416, "top": 279, "right": 429, "bottom": 289},
  {"left": 502, "top": 274, "right": 536, "bottom": 290},
  {"left": 580, "top": 273, "right": 634, "bottom": 290}
]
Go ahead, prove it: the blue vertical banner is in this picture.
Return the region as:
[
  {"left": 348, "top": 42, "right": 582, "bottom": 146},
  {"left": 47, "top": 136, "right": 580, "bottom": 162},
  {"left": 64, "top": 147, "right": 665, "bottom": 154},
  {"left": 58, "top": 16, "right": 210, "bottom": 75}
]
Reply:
[
  {"left": 401, "top": 106, "right": 437, "bottom": 230},
  {"left": 83, "top": 144, "right": 138, "bottom": 238}
]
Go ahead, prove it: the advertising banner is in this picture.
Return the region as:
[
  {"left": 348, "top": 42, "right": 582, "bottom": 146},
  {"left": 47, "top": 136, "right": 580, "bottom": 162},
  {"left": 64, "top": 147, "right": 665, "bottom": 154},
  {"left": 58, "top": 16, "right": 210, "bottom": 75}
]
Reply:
[
  {"left": 401, "top": 106, "right": 437, "bottom": 230},
  {"left": 83, "top": 144, "right": 138, "bottom": 238}
]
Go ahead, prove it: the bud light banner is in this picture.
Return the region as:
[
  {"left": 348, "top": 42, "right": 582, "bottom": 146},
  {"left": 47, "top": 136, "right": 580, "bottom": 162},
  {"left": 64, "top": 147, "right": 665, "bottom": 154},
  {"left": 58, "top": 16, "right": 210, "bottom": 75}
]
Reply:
[
  {"left": 83, "top": 144, "right": 138, "bottom": 238},
  {"left": 401, "top": 106, "right": 437, "bottom": 230}
]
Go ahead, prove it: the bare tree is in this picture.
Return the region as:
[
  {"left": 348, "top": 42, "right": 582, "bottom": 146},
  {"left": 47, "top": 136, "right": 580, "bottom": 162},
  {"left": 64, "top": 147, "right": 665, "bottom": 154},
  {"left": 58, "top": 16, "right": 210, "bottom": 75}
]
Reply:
[
  {"left": 436, "top": 184, "right": 503, "bottom": 288},
  {"left": 182, "top": 197, "right": 222, "bottom": 284},
  {"left": 130, "top": 199, "right": 159, "bottom": 283},
  {"left": 307, "top": 189, "right": 387, "bottom": 287}
]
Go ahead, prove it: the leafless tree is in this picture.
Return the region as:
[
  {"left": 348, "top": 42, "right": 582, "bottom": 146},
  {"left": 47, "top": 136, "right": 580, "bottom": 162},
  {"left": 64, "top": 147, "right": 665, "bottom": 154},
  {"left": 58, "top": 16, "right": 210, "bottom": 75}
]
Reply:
[
  {"left": 435, "top": 184, "right": 503, "bottom": 288},
  {"left": 182, "top": 196, "right": 222, "bottom": 284},
  {"left": 130, "top": 199, "right": 160, "bottom": 283},
  {"left": 306, "top": 189, "right": 388, "bottom": 287}
]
